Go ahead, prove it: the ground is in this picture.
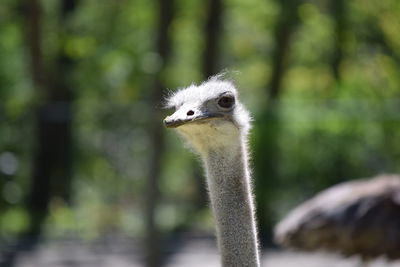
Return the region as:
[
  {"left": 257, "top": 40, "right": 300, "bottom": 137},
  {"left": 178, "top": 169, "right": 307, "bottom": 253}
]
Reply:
[{"left": 1, "top": 235, "right": 399, "bottom": 267}]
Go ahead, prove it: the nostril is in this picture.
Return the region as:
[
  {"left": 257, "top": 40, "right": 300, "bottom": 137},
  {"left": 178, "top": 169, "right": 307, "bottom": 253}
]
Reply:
[{"left": 187, "top": 110, "right": 194, "bottom": 116}]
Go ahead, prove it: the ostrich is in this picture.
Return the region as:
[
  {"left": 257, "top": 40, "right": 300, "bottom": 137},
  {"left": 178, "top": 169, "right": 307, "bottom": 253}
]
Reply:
[
  {"left": 163, "top": 78, "right": 260, "bottom": 267},
  {"left": 274, "top": 174, "right": 400, "bottom": 262}
]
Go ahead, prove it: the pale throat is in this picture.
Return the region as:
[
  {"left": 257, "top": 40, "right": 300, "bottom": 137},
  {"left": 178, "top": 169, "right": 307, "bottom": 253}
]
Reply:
[
  {"left": 176, "top": 121, "right": 244, "bottom": 157},
  {"left": 178, "top": 122, "right": 248, "bottom": 187}
]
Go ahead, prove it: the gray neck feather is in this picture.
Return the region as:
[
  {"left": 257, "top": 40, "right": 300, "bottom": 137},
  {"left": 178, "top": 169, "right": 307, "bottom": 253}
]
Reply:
[{"left": 203, "top": 139, "right": 260, "bottom": 267}]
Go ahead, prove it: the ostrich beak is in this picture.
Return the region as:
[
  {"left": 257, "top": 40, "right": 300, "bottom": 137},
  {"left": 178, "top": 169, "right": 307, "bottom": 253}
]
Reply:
[{"left": 163, "top": 108, "right": 224, "bottom": 128}]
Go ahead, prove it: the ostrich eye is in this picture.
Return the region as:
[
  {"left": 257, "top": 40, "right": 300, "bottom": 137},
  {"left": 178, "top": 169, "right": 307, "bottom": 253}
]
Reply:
[{"left": 217, "top": 95, "right": 235, "bottom": 109}]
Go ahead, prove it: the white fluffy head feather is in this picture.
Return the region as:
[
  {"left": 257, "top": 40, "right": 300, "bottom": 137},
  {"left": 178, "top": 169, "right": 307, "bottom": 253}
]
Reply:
[{"left": 164, "top": 78, "right": 251, "bottom": 154}]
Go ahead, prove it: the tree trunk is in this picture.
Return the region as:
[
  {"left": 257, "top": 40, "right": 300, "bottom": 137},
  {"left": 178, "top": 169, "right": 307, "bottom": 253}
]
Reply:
[
  {"left": 331, "top": 0, "right": 346, "bottom": 82},
  {"left": 202, "top": 0, "right": 223, "bottom": 78},
  {"left": 25, "top": 0, "right": 76, "bottom": 235},
  {"left": 268, "top": 0, "right": 301, "bottom": 101},
  {"left": 254, "top": 0, "right": 302, "bottom": 242},
  {"left": 144, "top": 0, "right": 174, "bottom": 266}
]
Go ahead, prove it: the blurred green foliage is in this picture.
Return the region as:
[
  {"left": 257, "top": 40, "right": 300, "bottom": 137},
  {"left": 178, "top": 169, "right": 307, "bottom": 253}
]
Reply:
[{"left": 0, "top": 0, "right": 399, "bottom": 242}]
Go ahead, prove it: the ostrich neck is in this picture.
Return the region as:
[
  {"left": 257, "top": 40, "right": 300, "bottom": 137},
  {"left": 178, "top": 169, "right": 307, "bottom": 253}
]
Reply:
[{"left": 203, "top": 140, "right": 260, "bottom": 267}]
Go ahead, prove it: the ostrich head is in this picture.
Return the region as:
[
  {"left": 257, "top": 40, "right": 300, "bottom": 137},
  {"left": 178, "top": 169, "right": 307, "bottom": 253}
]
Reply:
[{"left": 163, "top": 78, "right": 251, "bottom": 154}]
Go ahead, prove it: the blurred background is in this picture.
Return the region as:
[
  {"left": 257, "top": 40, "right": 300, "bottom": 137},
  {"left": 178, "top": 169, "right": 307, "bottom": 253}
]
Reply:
[{"left": 0, "top": 0, "right": 400, "bottom": 266}]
